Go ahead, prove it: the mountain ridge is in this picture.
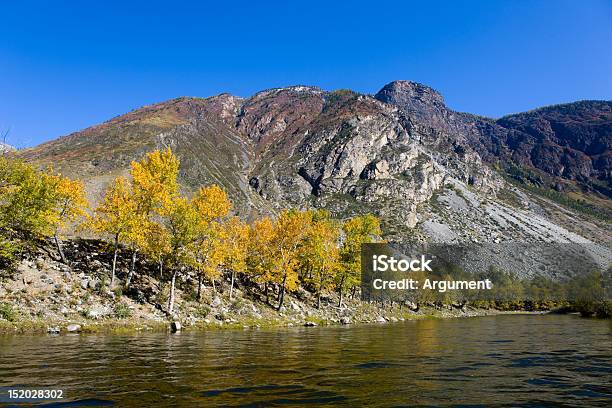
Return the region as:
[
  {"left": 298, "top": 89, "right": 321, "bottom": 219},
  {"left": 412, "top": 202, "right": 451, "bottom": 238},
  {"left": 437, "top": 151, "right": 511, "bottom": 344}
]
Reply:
[{"left": 14, "top": 82, "right": 611, "bottom": 258}]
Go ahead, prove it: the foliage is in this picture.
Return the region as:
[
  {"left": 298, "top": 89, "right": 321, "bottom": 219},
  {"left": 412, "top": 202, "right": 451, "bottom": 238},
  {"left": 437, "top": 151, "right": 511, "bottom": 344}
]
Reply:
[
  {"left": 0, "top": 158, "right": 89, "bottom": 239},
  {"left": 247, "top": 217, "right": 276, "bottom": 284},
  {"left": 220, "top": 216, "right": 249, "bottom": 275},
  {"left": 191, "top": 185, "right": 232, "bottom": 284},
  {"left": 0, "top": 237, "right": 19, "bottom": 271},
  {"left": 338, "top": 214, "right": 382, "bottom": 297},
  {"left": 299, "top": 210, "right": 341, "bottom": 307},
  {"left": 0, "top": 302, "right": 18, "bottom": 322},
  {"left": 86, "top": 177, "right": 137, "bottom": 245},
  {"left": 113, "top": 302, "right": 132, "bottom": 319}
]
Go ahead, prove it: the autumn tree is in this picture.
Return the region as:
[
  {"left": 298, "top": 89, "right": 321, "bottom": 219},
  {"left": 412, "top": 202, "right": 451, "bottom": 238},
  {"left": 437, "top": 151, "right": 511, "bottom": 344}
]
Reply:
[
  {"left": 140, "top": 221, "right": 171, "bottom": 282},
  {"left": 338, "top": 214, "right": 381, "bottom": 307},
  {"left": 221, "top": 216, "right": 249, "bottom": 300},
  {"left": 162, "top": 196, "right": 199, "bottom": 315},
  {"left": 87, "top": 177, "right": 137, "bottom": 288},
  {"left": 270, "top": 209, "right": 312, "bottom": 310},
  {"left": 46, "top": 171, "right": 89, "bottom": 264},
  {"left": 300, "top": 211, "right": 340, "bottom": 308},
  {"left": 125, "top": 148, "right": 180, "bottom": 289},
  {"left": 247, "top": 217, "right": 276, "bottom": 304},
  {"left": 191, "top": 185, "right": 231, "bottom": 299},
  {"left": 0, "top": 158, "right": 88, "bottom": 264}
]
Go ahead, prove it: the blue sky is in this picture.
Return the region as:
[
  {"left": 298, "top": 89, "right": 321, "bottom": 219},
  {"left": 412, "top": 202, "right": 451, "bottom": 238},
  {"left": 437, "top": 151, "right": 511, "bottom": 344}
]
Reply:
[{"left": 1, "top": 0, "right": 611, "bottom": 148}]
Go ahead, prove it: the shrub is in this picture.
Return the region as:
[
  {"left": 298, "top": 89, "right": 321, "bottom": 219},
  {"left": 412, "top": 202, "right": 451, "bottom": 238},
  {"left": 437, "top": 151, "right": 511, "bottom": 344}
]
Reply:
[
  {"left": 0, "top": 302, "right": 18, "bottom": 322},
  {"left": 113, "top": 286, "right": 123, "bottom": 298},
  {"left": 114, "top": 302, "right": 132, "bottom": 319},
  {"left": 193, "top": 304, "right": 211, "bottom": 318},
  {"left": 0, "top": 237, "right": 19, "bottom": 273},
  {"left": 230, "top": 297, "right": 245, "bottom": 312}
]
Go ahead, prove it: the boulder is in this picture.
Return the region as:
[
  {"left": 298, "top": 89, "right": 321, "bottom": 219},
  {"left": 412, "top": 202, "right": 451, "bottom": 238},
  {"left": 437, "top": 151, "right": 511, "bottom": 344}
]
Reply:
[
  {"left": 88, "top": 279, "right": 100, "bottom": 290},
  {"left": 47, "top": 326, "right": 60, "bottom": 334},
  {"left": 170, "top": 321, "right": 182, "bottom": 333},
  {"left": 304, "top": 321, "right": 318, "bottom": 327},
  {"left": 66, "top": 324, "right": 81, "bottom": 333},
  {"left": 340, "top": 317, "right": 351, "bottom": 325}
]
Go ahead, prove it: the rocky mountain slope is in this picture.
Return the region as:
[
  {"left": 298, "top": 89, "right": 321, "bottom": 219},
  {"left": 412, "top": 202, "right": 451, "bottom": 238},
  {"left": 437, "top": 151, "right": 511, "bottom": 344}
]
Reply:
[
  {"left": 15, "top": 81, "right": 611, "bottom": 274},
  {"left": 377, "top": 82, "right": 611, "bottom": 195}
]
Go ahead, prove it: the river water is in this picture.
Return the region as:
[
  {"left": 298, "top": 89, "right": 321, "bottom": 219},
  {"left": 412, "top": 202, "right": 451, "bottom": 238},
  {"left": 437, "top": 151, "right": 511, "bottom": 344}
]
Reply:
[{"left": 0, "top": 315, "right": 610, "bottom": 407}]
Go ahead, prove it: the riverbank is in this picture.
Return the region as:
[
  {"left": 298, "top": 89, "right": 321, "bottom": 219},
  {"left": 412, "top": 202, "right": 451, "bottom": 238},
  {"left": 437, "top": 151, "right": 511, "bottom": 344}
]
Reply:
[
  {"left": 0, "top": 304, "right": 530, "bottom": 335},
  {"left": 0, "top": 238, "right": 575, "bottom": 336}
]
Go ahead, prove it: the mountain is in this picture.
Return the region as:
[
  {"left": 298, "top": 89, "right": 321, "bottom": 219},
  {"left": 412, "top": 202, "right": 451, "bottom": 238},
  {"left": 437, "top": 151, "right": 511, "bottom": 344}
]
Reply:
[
  {"left": 375, "top": 81, "right": 612, "bottom": 198},
  {"left": 15, "top": 81, "right": 611, "bottom": 275}
]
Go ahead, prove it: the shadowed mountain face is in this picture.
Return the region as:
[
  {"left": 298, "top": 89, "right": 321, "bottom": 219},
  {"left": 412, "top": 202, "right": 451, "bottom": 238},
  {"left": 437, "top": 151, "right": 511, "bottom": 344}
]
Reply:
[
  {"left": 376, "top": 81, "right": 612, "bottom": 197},
  {"left": 15, "top": 82, "right": 611, "bottom": 247}
]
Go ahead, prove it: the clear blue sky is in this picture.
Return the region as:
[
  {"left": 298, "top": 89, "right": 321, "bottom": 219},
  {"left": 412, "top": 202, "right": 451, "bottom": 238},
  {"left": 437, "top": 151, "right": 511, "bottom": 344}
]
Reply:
[{"left": 2, "top": 0, "right": 611, "bottom": 148}]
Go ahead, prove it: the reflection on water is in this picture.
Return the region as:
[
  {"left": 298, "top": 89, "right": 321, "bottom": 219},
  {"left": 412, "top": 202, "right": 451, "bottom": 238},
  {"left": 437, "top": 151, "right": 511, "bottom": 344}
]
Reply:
[{"left": 0, "top": 315, "right": 610, "bottom": 407}]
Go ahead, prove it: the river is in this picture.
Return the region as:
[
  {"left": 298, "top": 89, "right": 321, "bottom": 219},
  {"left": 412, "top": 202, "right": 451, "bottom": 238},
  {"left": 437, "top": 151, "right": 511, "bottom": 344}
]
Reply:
[{"left": 0, "top": 315, "right": 610, "bottom": 407}]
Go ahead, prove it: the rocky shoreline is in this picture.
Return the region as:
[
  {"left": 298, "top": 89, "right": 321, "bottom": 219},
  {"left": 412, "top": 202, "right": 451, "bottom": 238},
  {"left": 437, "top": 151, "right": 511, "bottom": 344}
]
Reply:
[
  {"left": 0, "top": 239, "right": 555, "bottom": 336},
  {"left": 0, "top": 305, "right": 529, "bottom": 336}
]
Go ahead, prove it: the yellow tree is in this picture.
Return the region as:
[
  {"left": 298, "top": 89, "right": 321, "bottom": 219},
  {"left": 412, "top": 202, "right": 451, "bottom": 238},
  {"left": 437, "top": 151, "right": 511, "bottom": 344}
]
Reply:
[
  {"left": 221, "top": 216, "right": 249, "bottom": 300},
  {"left": 47, "top": 171, "right": 89, "bottom": 264},
  {"left": 87, "top": 177, "right": 137, "bottom": 288},
  {"left": 270, "top": 209, "right": 312, "bottom": 310},
  {"left": 0, "top": 158, "right": 60, "bottom": 238},
  {"left": 0, "top": 158, "right": 88, "bottom": 264},
  {"left": 140, "top": 220, "right": 171, "bottom": 282},
  {"left": 125, "top": 148, "right": 180, "bottom": 289},
  {"left": 191, "top": 185, "right": 231, "bottom": 299},
  {"left": 247, "top": 217, "right": 276, "bottom": 304},
  {"left": 0, "top": 158, "right": 53, "bottom": 266},
  {"left": 163, "top": 196, "right": 199, "bottom": 315},
  {"left": 338, "top": 214, "right": 381, "bottom": 306},
  {"left": 301, "top": 212, "right": 341, "bottom": 308}
]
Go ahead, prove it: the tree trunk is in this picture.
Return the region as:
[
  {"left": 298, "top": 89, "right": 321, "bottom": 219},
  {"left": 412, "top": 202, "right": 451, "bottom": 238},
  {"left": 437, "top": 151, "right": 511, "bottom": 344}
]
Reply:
[
  {"left": 168, "top": 270, "right": 177, "bottom": 315},
  {"left": 229, "top": 270, "right": 236, "bottom": 300},
  {"left": 317, "top": 274, "right": 323, "bottom": 309},
  {"left": 197, "top": 273, "right": 203, "bottom": 302},
  {"left": 158, "top": 256, "right": 163, "bottom": 280},
  {"left": 338, "top": 275, "right": 345, "bottom": 307},
  {"left": 125, "top": 249, "right": 138, "bottom": 289},
  {"left": 110, "top": 234, "right": 119, "bottom": 288},
  {"left": 212, "top": 278, "right": 216, "bottom": 293},
  {"left": 264, "top": 282, "right": 269, "bottom": 305},
  {"left": 54, "top": 232, "right": 67, "bottom": 265},
  {"left": 278, "top": 274, "right": 287, "bottom": 310}
]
